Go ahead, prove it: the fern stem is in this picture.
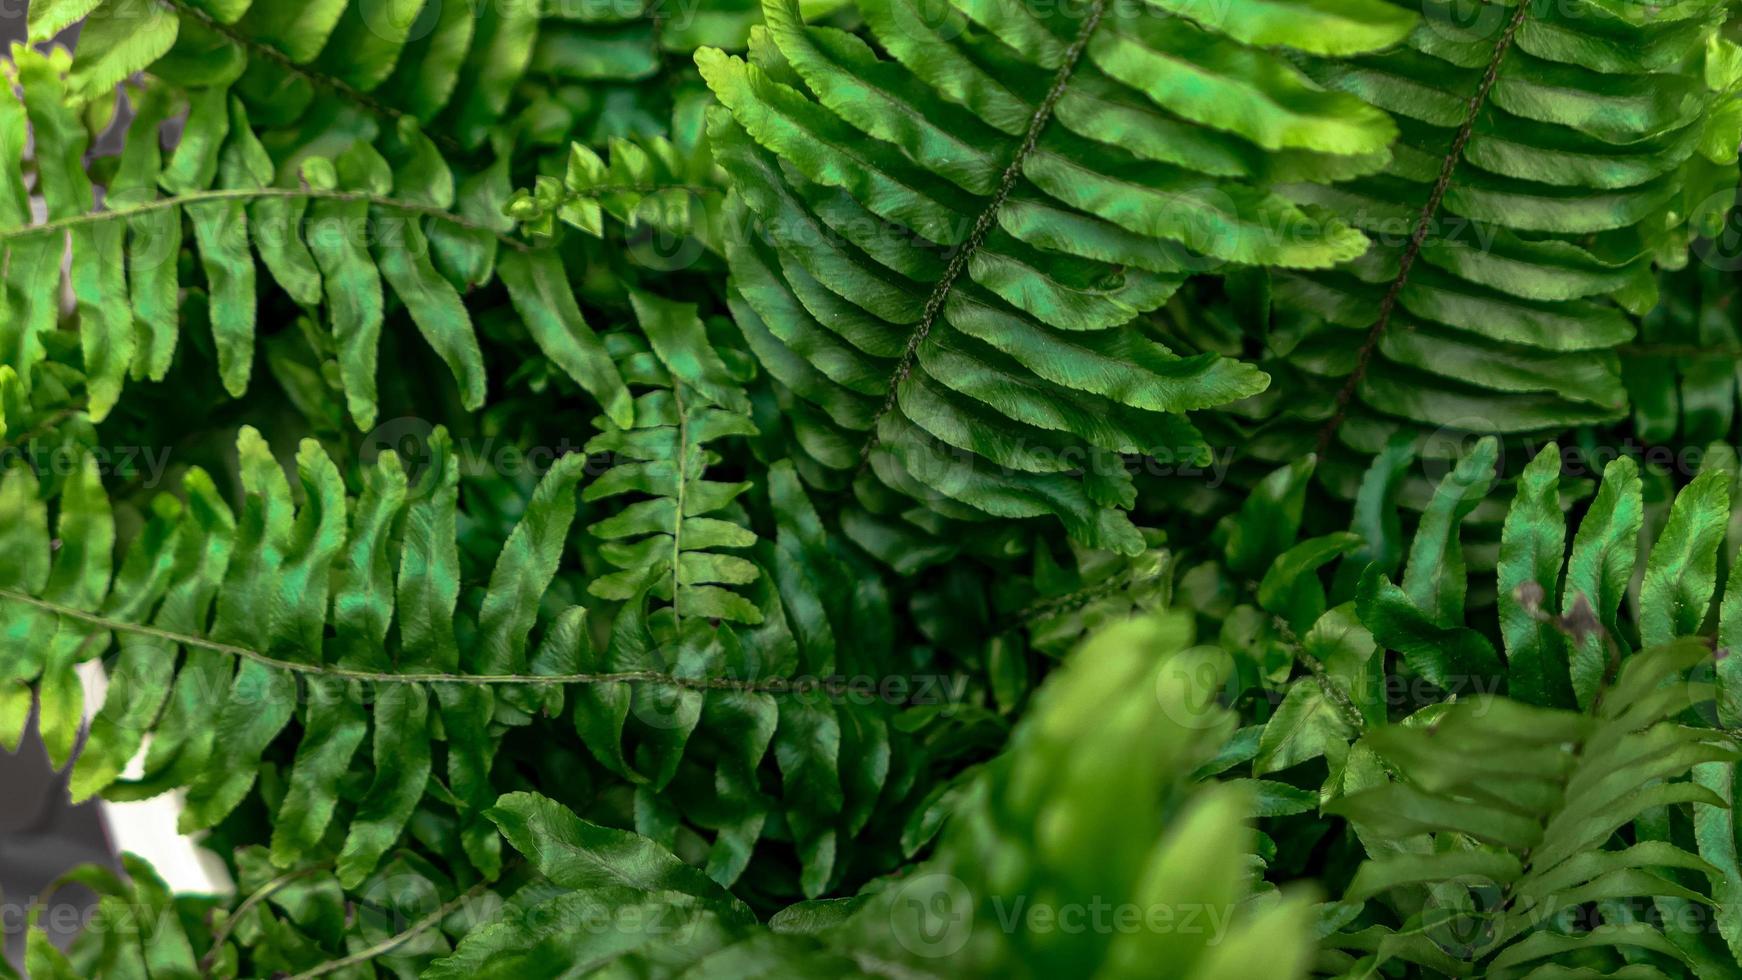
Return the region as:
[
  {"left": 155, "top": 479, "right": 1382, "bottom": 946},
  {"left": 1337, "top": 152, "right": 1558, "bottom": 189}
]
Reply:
[
  {"left": 1273, "top": 615, "right": 1367, "bottom": 734},
  {"left": 199, "top": 865, "right": 326, "bottom": 976},
  {"left": 0, "top": 188, "right": 534, "bottom": 251},
  {"left": 0, "top": 588, "right": 833, "bottom": 693},
  {"left": 1008, "top": 562, "right": 1164, "bottom": 631},
  {"left": 1297, "top": 647, "right": 1367, "bottom": 735},
  {"left": 282, "top": 878, "right": 492, "bottom": 980},
  {"left": 541, "top": 182, "right": 716, "bottom": 202},
  {"left": 858, "top": 0, "right": 1108, "bottom": 465},
  {"left": 154, "top": 0, "right": 462, "bottom": 153},
  {"left": 1314, "top": 0, "right": 1533, "bottom": 454}
]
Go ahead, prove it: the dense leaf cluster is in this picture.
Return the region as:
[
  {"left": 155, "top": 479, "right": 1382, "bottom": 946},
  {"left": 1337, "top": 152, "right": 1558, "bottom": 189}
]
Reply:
[{"left": 6, "top": 0, "right": 1742, "bottom": 977}]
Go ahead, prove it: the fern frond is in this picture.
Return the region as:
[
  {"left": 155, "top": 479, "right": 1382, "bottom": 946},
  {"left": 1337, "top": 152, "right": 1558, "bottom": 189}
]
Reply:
[
  {"left": 696, "top": 0, "right": 1411, "bottom": 553},
  {"left": 0, "top": 421, "right": 934, "bottom": 902},
  {"left": 0, "top": 425, "right": 624, "bottom": 885},
  {"left": 1326, "top": 641, "right": 1739, "bottom": 975},
  {"left": 4, "top": 9, "right": 648, "bottom": 433},
  {"left": 59, "top": 0, "right": 538, "bottom": 147},
  {"left": 1244, "top": 0, "right": 1740, "bottom": 486},
  {"left": 1202, "top": 437, "right": 1742, "bottom": 969},
  {"left": 585, "top": 293, "right": 762, "bottom": 624},
  {"left": 508, "top": 120, "right": 725, "bottom": 251},
  {"left": 7, "top": 56, "right": 477, "bottom": 426},
  {"left": 1337, "top": 437, "right": 1740, "bottom": 713},
  {"left": 569, "top": 445, "right": 929, "bottom": 898}
]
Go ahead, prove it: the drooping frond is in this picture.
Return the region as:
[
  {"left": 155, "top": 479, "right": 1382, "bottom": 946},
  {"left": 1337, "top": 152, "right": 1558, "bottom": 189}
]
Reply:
[
  {"left": 4, "top": 8, "right": 644, "bottom": 432},
  {"left": 0, "top": 425, "right": 605, "bottom": 885},
  {"left": 696, "top": 0, "right": 1416, "bottom": 553}
]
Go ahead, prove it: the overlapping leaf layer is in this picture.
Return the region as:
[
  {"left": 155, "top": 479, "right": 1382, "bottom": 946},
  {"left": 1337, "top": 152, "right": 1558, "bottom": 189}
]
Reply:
[{"left": 6, "top": 0, "right": 1742, "bottom": 977}]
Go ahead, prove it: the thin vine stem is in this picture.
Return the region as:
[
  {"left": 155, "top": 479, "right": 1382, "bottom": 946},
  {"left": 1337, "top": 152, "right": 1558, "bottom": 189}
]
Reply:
[
  {"left": 0, "top": 187, "right": 534, "bottom": 252},
  {"left": 0, "top": 403, "right": 86, "bottom": 450},
  {"left": 0, "top": 588, "right": 842, "bottom": 693},
  {"left": 1005, "top": 564, "right": 1162, "bottom": 633},
  {"left": 1271, "top": 614, "right": 1367, "bottom": 734}
]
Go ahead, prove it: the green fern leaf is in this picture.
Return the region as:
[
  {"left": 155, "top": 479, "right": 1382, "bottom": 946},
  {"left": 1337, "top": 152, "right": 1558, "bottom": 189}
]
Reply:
[
  {"left": 0, "top": 7, "right": 656, "bottom": 433},
  {"left": 1327, "top": 642, "right": 1739, "bottom": 974},
  {"left": 0, "top": 427, "right": 599, "bottom": 885},
  {"left": 1242, "top": 0, "right": 1740, "bottom": 489},
  {"left": 584, "top": 295, "right": 762, "bottom": 624},
  {"left": 697, "top": 0, "right": 1407, "bottom": 551}
]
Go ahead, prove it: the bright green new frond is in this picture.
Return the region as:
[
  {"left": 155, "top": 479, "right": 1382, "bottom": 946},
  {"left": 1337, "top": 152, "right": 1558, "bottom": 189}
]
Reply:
[{"left": 509, "top": 109, "right": 725, "bottom": 252}]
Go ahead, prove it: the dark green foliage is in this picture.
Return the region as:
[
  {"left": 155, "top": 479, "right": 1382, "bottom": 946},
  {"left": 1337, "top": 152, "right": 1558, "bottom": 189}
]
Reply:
[{"left": 6, "top": 1, "right": 1742, "bottom": 978}]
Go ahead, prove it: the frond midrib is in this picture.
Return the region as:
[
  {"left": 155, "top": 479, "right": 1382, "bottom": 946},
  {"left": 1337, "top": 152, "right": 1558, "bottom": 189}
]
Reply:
[
  {"left": 0, "top": 186, "right": 533, "bottom": 251},
  {"left": 1314, "top": 1, "right": 1535, "bottom": 452},
  {"left": 0, "top": 585, "right": 815, "bottom": 691},
  {"left": 858, "top": 0, "right": 1111, "bottom": 464}
]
